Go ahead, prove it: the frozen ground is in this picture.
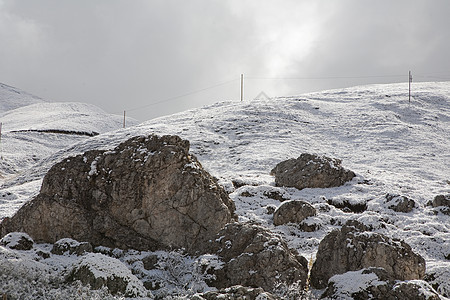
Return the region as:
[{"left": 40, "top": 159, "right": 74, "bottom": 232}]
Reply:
[{"left": 0, "top": 81, "right": 449, "bottom": 298}]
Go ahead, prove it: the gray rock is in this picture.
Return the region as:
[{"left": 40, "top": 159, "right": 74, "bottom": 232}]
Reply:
[
  {"left": 51, "top": 238, "right": 93, "bottom": 255},
  {"left": 271, "top": 154, "right": 355, "bottom": 190},
  {"left": 199, "top": 222, "right": 308, "bottom": 293},
  {"left": 321, "top": 268, "right": 441, "bottom": 300},
  {"left": 273, "top": 200, "right": 316, "bottom": 226},
  {"left": 327, "top": 197, "right": 367, "bottom": 213},
  {"left": 0, "top": 232, "right": 34, "bottom": 250},
  {"left": 385, "top": 194, "right": 416, "bottom": 213},
  {"left": 432, "top": 194, "right": 450, "bottom": 208},
  {"left": 0, "top": 135, "right": 235, "bottom": 252},
  {"left": 142, "top": 254, "right": 159, "bottom": 270},
  {"left": 192, "top": 285, "right": 280, "bottom": 300},
  {"left": 310, "top": 221, "right": 426, "bottom": 289},
  {"left": 66, "top": 252, "right": 148, "bottom": 297}
]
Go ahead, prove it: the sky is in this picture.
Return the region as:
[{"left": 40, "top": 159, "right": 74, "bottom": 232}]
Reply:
[{"left": 1, "top": 0, "right": 450, "bottom": 121}]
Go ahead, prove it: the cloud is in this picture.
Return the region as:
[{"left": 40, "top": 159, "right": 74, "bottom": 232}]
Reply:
[
  {"left": 291, "top": 0, "right": 450, "bottom": 91},
  {"left": 1, "top": 1, "right": 449, "bottom": 121}
]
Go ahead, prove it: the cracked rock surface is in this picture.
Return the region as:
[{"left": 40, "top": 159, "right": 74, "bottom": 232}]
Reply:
[
  {"left": 199, "top": 222, "right": 309, "bottom": 293},
  {"left": 310, "top": 221, "right": 426, "bottom": 289},
  {"left": 271, "top": 153, "right": 356, "bottom": 190},
  {"left": 0, "top": 135, "right": 235, "bottom": 252}
]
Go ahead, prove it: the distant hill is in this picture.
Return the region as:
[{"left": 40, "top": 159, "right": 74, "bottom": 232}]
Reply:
[
  {"left": 0, "top": 83, "right": 44, "bottom": 113},
  {"left": 0, "top": 83, "right": 139, "bottom": 182}
]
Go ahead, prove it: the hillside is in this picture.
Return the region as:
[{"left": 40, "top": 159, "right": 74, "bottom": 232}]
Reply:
[
  {"left": 0, "top": 83, "right": 44, "bottom": 112},
  {"left": 0, "top": 81, "right": 449, "bottom": 298}
]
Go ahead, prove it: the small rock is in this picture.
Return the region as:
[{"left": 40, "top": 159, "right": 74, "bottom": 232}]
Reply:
[
  {"left": 67, "top": 253, "right": 148, "bottom": 297},
  {"left": 263, "top": 190, "right": 289, "bottom": 202},
  {"left": 273, "top": 200, "right": 316, "bottom": 226},
  {"left": 432, "top": 194, "right": 450, "bottom": 208},
  {"left": 271, "top": 153, "right": 356, "bottom": 190},
  {"left": 192, "top": 285, "right": 280, "bottom": 300},
  {"left": 0, "top": 232, "right": 34, "bottom": 250},
  {"left": 321, "top": 268, "right": 441, "bottom": 300},
  {"left": 385, "top": 194, "right": 416, "bottom": 213},
  {"left": 299, "top": 217, "right": 322, "bottom": 232},
  {"left": 199, "top": 222, "right": 308, "bottom": 293},
  {"left": 35, "top": 250, "right": 51, "bottom": 259},
  {"left": 51, "top": 238, "right": 93, "bottom": 255},
  {"left": 310, "top": 221, "right": 426, "bottom": 289},
  {"left": 266, "top": 205, "right": 276, "bottom": 215},
  {"left": 327, "top": 198, "right": 367, "bottom": 213},
  {"left": 142, "top": 254, "right": 159, "bottom": 270}
]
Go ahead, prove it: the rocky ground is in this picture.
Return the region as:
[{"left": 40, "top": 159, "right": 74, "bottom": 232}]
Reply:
[{"left": 0, "top": 82, "right": 449, "bottom": 299}]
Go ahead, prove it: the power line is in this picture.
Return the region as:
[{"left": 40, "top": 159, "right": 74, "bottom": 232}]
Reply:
[
  {"left": 415, "top": 75, "right": 450, "bottom": 80},
  {"left": 246, "top": 74, "right": 406, "bottom": 80},
  {"left": 125, "top": 78, "right": 238, "bottom": 113}
]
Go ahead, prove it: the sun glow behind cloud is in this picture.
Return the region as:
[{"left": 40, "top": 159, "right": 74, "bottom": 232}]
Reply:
[{"left": 1, "top": 0, "right": 449, "bottom": 121}]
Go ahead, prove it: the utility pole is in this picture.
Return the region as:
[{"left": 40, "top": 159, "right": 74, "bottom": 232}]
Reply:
[
  {"left": 240, "top": 74, "right": 244, "bottom": 102},
  {"left": 123, "top": 111, "right": 126, "bottom": 128},
  {"left": 409, "top": 71, "right": 413, "bottom": 103},
  {"left": 0, "top": 122, "right": 2, "bottom": 159}
]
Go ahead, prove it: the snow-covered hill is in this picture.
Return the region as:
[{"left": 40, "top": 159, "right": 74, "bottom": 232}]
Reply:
[
  {"left": 0, "top": 83, "right": 44, "bottom": 112},
  {"left": 0, "top": 83, "right": 139, "bottom": 217},
  {"left": 0, "top": 81, "right": 449, "bottom": 298}
]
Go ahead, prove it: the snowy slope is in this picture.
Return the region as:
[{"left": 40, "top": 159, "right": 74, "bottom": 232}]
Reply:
[
  {"left": 0, "top": 83, "right": 44, "bottom": 112},
  {"left": 0, "top": 81, "right": 449, "bottom": 298},
  {"left": 0, "top": 84, "right": 139, "bottom": 217}
]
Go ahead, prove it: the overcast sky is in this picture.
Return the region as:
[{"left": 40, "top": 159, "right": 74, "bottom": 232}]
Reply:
[{"left": 1, "top": 0, "right": 450, "bottom": 121}]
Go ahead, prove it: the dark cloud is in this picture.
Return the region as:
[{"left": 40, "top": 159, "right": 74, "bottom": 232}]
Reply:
[{"left": 1, "top": 0, "right": 449, "bottom": 121}]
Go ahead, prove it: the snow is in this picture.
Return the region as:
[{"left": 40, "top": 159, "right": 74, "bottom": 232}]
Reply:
[
  {"left": 0, "top": 81, "right": 449, "bottom": 298},
  {"left": 0, "top": 232, "right": 33, "bottom": 248},
  {"left": 72, "top": 252, "right": 148, "bottom": 297},
  {"left": 328, "top": 269, "right": 386, "bottom": 299},
  {"left": 0, "top": 82, "right": 44, "bottom": 112}
]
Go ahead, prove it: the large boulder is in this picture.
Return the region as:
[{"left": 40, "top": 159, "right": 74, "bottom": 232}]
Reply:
[
  {"left": 310, "top": 221, "right": 426, "bottom": 289},
  {"left": 0, "top": 135, "right": 235, "bottom": 252},
  {"left": 273, "top": 200, "right": 316, "bottom": 226},
  {"left": 199, "top": 222, "right": 309, "bottom": 293},
  {"left": 321, "top": 268, "right": 441, "bottom": 300},
  {"left": 271, "top": 154, "right": 355, "bottom": 190}
]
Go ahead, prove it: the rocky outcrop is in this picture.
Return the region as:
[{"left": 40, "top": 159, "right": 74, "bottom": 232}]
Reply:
[
  {"left": 321, "top": 268, "right": 441, "bottom": 300},
  {"left": 271, "top": 154, "right": 355, "bottom": 190},
  {"left": 385, "top": 194, "right": 417, "bottom": 213},
  {"left": 310, "top": 221, "right": 425, "bottom": 289},
  {"left": 199, "top": 222, "right": 308, "bottom": 293},
  {"left": 273, "top": 200, "right": 316, "bottom": 226},
  {"left": 0, "top": 135, "right": 235, "bottom": 252}
]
